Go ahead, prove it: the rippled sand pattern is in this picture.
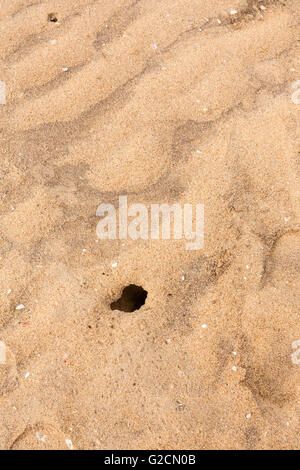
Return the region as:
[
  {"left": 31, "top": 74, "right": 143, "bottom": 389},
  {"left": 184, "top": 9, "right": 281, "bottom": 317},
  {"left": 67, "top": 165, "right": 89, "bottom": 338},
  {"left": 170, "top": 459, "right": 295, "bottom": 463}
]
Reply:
[{"left": 0, "top": 0, "right": 299, "bottom": 449}]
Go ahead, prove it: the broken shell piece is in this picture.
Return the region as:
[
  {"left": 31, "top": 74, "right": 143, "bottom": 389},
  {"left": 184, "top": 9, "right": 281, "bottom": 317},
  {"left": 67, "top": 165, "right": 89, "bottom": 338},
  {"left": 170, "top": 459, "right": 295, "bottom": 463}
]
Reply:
[{"left": 16, "top": 304, "right": 25, "bottom": 310}]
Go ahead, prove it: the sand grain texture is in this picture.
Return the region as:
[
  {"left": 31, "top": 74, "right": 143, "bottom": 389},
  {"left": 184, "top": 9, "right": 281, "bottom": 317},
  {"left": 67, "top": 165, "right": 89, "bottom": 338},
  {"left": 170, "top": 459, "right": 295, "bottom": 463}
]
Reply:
[{"left": 0, "top": 0, "right": 299, "bottom": 449}]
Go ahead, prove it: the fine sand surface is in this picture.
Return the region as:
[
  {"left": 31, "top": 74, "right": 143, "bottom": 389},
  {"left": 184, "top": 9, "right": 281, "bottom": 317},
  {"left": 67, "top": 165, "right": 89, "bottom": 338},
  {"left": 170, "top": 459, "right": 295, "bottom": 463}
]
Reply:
[{"left": 0, "top": 0, "right": 299, "bottom": 450}]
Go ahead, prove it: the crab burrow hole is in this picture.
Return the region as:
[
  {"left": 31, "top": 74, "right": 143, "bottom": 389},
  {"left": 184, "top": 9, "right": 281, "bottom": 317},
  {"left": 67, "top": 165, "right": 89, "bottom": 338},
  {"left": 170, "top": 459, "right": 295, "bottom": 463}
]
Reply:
[{"left": 48, "top": 13, "right": 58, "bottom": 22}]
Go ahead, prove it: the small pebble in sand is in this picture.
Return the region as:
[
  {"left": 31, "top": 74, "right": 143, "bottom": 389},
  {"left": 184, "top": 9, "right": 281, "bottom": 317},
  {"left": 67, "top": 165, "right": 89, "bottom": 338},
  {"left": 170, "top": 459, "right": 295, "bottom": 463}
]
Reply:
[
  {"left": 62, "top": 67, "right": 69, "bottom": 72},
  {"left": 7, "top": 289, "right": 11, "bottom": 294},
  {"left": 16, "top": 304, "right": 25, "bottom": 310},
  {"left": 181, "top": 275, "right": 185, "bottom": 281},
  {"left": 112, "top": 262, "right": 118, "bottom": 268},
  {"left": 232, "top": 366, "right": 237, "bottom": 372},
  {"left": 24, "top": 372, "right": 30, "bottom": 379},
  {"left": 151, "top": 43, "right": 158, "bottom": 50},
  {"left": 201, "top": 324, "right": 207, "bottom": 329},
  {"left": 65, "top": 438, "right": 74, "bottom": 450},
  {"left": 246, "top": 265, "right": 250, "bottom": 269},
  {"left": 49, "top": 39, "right": 57, "bottom": 45},
  {"left": 230, "top": 10, "right": 238, "bottom": 15},
  {"left": 284, "top": 216, "right": 291, "bottom": 223},
  {"left": 233, "top": 351, "right": 237, "bottom": 356},
  {"left": 260, "top": 5, "right": 266, "bottom": 10},
  {"left": 217, "top": 19, "right": 221, "bottom": 24},
  {"left": 246, "top": 413, "right": 251, "bottom": 419}
]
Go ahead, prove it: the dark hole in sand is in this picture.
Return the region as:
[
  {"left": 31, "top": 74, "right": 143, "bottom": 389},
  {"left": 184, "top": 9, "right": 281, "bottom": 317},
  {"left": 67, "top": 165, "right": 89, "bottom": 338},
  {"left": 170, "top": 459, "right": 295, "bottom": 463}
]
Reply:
[
  {"left": 48, "top": 13, "right": 58, "bottom": 22},
  {"left": 110, "top": 285, "right": 147, "bottom": 312}
]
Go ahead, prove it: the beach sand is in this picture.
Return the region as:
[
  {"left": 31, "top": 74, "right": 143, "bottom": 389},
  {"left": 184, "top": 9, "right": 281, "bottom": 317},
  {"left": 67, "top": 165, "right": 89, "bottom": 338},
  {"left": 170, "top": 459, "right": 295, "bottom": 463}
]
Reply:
[{"left": 0, "top": 0, "right": 299, "bottom": 449}]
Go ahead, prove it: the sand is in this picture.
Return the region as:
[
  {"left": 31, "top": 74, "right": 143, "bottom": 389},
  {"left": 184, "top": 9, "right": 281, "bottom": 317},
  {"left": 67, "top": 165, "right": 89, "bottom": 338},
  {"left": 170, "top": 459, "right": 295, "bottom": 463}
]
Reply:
[{"left": 0, "top": 0, "right": 299, "bottom": 450}]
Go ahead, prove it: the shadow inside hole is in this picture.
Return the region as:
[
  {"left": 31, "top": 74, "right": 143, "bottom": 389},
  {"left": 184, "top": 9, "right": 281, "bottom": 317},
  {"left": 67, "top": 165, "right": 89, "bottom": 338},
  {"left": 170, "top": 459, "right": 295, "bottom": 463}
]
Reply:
[
  {"left": 48, "top": 13, "right": 58, "bottom": 22},
  {"left": 110, "top": 285, "right": 147, "bottom": 312}
]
